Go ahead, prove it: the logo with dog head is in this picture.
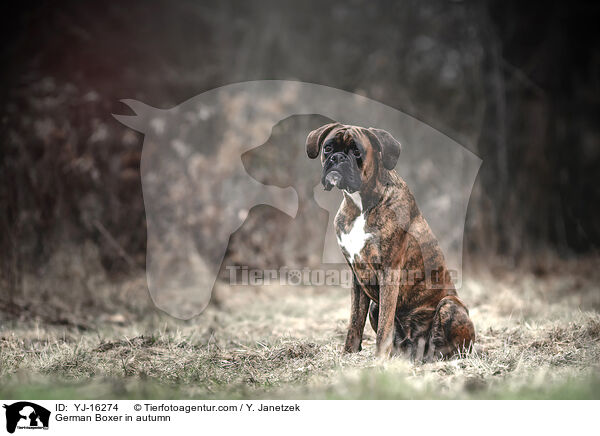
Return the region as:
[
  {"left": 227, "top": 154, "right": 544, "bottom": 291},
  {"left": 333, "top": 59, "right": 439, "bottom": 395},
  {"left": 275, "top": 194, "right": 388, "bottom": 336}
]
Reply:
[{"left": 3, "top": 402, "right": 50, "bottom": 433}]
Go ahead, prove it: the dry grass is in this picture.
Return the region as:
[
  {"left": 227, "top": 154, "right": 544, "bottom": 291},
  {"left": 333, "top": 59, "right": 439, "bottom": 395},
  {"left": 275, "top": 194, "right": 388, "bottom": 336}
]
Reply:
[{"left": 1, "top": 258, "right": 600, "bottom": 399}]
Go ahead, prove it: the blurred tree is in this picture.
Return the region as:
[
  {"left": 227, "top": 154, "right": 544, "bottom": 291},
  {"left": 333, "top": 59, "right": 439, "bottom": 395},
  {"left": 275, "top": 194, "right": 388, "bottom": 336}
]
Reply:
[{"left": 0, "top": 0, "right": 598, "bottom": 300}]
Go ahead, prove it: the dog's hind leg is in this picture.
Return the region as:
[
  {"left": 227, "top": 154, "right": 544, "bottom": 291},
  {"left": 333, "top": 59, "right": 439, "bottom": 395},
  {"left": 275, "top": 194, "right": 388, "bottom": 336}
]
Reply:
[{"left": 430, "top": 296, "right": 475, "bottom": 358}]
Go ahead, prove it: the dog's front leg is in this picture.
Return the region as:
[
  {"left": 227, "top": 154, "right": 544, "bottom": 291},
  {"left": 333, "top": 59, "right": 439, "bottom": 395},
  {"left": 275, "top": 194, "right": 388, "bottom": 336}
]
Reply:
[
  {"left": 376, "top": 281, "right": 400, "bottom": 358},
  {"left": 343, "top": 276, "right": 370, "bottom": 353}
]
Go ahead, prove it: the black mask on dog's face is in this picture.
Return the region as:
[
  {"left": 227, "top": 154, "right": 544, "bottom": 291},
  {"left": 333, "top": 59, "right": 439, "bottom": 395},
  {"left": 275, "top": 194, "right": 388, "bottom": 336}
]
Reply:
[
  {"left": 320, "top": 135, "right": 364, "bottom": 193},
  {"left": 306, "top": 123, "right": 401, "bottom": 195}
]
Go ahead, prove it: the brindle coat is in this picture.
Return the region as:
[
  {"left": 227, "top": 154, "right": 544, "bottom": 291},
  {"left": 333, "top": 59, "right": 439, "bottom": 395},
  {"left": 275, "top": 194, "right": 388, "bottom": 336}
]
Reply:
[{"left": 307, "top": 123, "right": 475, "bottom": 360}]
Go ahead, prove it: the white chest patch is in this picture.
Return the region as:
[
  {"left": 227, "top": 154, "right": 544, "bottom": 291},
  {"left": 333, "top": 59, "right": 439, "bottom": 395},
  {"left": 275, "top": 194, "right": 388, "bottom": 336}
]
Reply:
[{"left": 337, "top": 192, "right": 373, "bottom": 263}]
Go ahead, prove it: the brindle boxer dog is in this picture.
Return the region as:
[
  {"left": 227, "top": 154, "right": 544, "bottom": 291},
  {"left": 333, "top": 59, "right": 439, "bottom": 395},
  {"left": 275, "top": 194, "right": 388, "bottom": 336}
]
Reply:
[{"left": 306, "top": 123, "right": 475, "bottom": 360}]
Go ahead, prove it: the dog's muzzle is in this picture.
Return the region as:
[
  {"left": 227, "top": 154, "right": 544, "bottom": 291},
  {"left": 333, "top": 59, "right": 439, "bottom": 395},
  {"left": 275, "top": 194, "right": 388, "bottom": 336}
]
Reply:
[
  {"left": 322, "top": 152, "right": 362, "bottom": 192},
  {"left": 324, "top": 171, "right": 342, "bottom": 190}
]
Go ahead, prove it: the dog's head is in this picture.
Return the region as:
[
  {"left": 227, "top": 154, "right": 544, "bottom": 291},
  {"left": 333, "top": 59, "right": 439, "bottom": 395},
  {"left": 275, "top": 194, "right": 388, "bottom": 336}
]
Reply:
[{"left": 306, "top": 123, "right": 401, "bottom": 194}]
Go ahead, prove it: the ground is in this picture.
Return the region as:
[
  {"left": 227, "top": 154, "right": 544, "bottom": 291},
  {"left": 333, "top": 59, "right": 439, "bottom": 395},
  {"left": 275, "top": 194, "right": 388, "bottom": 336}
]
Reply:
[{"left": 1, "top": 257, "right": 600, "bottom": 399}]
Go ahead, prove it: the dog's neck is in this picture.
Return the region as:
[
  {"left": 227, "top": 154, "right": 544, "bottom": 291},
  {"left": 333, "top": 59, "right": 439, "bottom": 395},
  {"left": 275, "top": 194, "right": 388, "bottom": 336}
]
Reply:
[
  {"left": 344, "top": 172, "right": 389, "bottom": 214},
  {"left": 344, "top": 190, "right": 364, "bottom": 212}
]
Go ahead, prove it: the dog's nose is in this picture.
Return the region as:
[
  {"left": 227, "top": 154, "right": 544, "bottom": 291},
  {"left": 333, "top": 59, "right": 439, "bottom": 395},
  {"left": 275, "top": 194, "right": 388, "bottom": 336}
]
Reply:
[{"left": 330, "top": 152, "right": 346, "bottom": 164}]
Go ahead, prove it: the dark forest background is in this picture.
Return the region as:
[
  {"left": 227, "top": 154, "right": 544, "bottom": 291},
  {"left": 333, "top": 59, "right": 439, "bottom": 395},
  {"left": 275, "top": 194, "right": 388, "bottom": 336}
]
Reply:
[{"left": 1, "top": 0, "right": 599, "bottom": 312}]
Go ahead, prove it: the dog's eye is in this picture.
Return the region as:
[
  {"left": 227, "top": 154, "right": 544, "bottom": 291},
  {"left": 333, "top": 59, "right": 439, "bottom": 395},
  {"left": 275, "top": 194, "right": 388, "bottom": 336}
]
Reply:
[
  {"left": 324, "top": 145, "right": 333, "bottom": 153},
  {"left": 352, "top": 148, "right": 361, "bottom": 158}
]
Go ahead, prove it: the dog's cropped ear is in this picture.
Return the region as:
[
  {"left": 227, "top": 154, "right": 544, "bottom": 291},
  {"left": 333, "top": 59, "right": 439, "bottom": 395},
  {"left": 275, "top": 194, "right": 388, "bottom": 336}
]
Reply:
[
  {"left": 306, "top": 123, "right": 341, "bottom": 159},
  {"left": 365, "top": 128, "right": 401, "bottom": 170}
]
